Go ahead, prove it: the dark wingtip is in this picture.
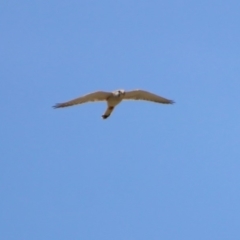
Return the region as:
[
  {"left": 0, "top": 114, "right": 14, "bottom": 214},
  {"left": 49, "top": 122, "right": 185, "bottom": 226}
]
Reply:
[
  {"left": 170, "top": 100, "right": 175, "bottom": 104},
  {"left": 52, "top": 103, "right": 62, "bottom": 109}
]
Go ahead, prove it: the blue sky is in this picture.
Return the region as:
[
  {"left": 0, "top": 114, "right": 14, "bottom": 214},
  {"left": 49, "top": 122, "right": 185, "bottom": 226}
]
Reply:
[{"left": 1, "top": 1, "right": 240, "bottom": 239}]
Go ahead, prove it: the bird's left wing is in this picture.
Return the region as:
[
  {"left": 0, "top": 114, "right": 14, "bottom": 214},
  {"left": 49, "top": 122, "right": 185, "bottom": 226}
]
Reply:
[
  {"left": 123, "top": 90, "right": 174, "bottom": 104},
  {"left": 53, "top": 91, "right": 111, "bottom": 108}
]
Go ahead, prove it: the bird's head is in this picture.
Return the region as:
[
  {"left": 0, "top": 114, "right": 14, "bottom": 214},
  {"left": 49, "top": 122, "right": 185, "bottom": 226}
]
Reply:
[
  {"left": 117, "top": 89, "right": 125, "bottom": 96},
  {"left": 113, "top": 89, "right": 125, "bottom": 97}
]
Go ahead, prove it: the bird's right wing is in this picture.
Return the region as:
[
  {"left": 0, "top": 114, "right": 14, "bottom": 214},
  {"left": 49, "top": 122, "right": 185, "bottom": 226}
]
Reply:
[
  {"left": 123, "top": 90, "right": 174, "bottom": 104},
  {"left": 53, "top": 91, "right": 111, "bottom": 108}
]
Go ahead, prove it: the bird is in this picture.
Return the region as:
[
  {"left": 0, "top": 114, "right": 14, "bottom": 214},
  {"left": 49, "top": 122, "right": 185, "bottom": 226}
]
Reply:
[{"left": 53, "top": 89, "right": 174, "bottom": 119}]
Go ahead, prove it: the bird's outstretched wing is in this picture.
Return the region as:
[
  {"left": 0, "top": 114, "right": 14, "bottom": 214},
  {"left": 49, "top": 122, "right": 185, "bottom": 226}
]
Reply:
[
  {"left": 123, "top": 90, "right": 174, "bottom": 104},
  {"left": 53, "top": 91, "right": 111, "bottom": 108}
]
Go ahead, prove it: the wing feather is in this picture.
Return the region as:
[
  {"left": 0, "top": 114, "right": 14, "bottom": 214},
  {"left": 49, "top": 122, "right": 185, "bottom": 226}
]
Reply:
[
  {"left": 53, "top": 91, "right": 111, "bottom": 108},
  {"left": 123, "top": 90, "right": 174, "bottom": 104}
]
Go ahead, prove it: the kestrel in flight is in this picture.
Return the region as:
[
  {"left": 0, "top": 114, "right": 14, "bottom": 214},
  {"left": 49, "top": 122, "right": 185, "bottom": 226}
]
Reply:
[{"left": 53, "top": 89, "right": 174, "bottom": 119}]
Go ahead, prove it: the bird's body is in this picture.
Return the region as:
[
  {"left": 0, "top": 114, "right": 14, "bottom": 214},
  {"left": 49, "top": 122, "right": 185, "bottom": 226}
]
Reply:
[{"left": 53, "top": 89, "right": 174, "bottom": 119}]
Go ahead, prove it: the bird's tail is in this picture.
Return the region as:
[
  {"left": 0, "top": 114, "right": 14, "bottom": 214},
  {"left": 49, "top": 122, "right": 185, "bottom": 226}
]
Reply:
[{"left": 102, "top": 106, "right": 114, "bottom": 119}]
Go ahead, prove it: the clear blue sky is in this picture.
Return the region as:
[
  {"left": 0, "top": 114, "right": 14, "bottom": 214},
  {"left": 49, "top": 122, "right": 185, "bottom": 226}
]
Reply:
[{"left": 1, "top": 1, "right": 240, "bottom": 239}]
